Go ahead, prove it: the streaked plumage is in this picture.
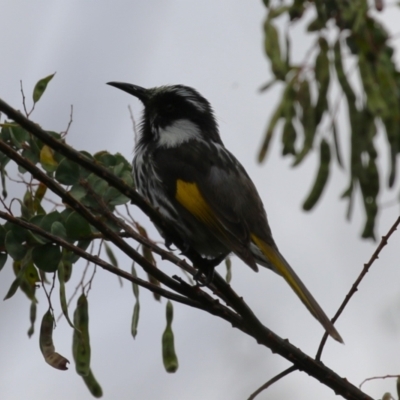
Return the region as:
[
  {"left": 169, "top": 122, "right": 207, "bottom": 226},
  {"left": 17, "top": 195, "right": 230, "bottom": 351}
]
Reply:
[{"left": 107, "top": 81, "right": 343, "bottom": 343}]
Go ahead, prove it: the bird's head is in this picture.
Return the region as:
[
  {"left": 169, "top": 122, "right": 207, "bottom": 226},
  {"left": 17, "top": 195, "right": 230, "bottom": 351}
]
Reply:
[{"left": 107, "top": 82, "right": 222, "bottom": 147}]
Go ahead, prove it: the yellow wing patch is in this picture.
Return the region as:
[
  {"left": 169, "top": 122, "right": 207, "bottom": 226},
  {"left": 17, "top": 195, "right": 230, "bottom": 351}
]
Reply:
[{"left": 175, "top": 179, "right": 220, "bottom": 230}]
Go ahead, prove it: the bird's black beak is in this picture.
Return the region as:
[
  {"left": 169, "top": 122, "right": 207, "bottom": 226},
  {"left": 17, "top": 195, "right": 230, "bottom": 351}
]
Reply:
[{"left": 107, "top": 82, "right": 150, "bottom": 105}]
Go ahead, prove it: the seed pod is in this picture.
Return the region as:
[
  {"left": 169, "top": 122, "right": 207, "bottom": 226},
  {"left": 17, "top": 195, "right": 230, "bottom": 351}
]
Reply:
[
  {"left": 303, "top": 139, "right": 331, "bottom": 211},
  {"left": 162, "top": 301, "right": 178, "bottom": 373},
  {"left": 259, "top": 82, "right": 295, "bottom": 162},
  {"left": 39, "top": 310, "right": 69, "bottom": 370},
  {"left": 282, "top": 119, "right": 297, "bottom": 156},
  {"left": 263, "top": 19, "right": 286, "bottom": 79},
  {"left": 27, "top": 301, "right": 37, "bottom": 338},
  {"left": 359, "top": 158, "right": 379, "bottom": 240},
  {"left": 72, "top": 294, "right": 91, "bottom": 376},
  {"left": 131, "top": 263, "right": 140, "bottom": 339},
  {"left": 315, "top": 37, "right": 330, "bottom": 126},
  {"left": 334, "top": 40, "right": 356, "bottom": 104},
  {"left": 293, "top": 79, "right": 316, "bottom": 166},
  {"left": 358, "top": 53, "right": 386, "bottom": 117},
  {"left": 81, "top": 369, "right": 103, "bottom": 398}
]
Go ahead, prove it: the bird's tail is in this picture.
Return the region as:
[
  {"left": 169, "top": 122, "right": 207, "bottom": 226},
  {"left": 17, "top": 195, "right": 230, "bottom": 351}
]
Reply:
[{"left": 251, "top": 234, "right": 343, "bottom": 343}]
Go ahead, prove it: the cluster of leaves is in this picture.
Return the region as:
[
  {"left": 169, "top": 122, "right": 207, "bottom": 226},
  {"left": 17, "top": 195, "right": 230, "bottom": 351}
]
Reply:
[
  {"left": 0, "top": 75, "right": 178, "bottom": 397},
  {"left": 260, "top": 0, "right": 400, "bottom": 239}
]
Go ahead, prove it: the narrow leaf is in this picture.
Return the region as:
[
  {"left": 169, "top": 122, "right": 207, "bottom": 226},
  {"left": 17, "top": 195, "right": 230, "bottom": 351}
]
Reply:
[
  {"left": 32, "top": 73, "right": 56, "bottom": 103},
  {"left": 58, "top": 262, "right": 76, "bottom": 329}
]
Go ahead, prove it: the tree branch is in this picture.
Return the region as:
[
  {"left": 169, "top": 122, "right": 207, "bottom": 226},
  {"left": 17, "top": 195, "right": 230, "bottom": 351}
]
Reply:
[
  {"left": 0, "top": 210, "right": 200, "bottom": 308},
  {"left": 0, "top": 98, "right": 376, "bottom": 400}
]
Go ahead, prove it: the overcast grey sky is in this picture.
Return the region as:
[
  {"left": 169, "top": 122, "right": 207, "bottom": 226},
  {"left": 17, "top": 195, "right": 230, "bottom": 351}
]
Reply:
[{"left": 1, "top": 1, "right": 400, "bottom": 400}]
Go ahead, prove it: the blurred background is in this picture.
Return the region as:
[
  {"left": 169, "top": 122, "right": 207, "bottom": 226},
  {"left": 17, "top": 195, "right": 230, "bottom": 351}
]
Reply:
[{"left": 1, "top": 1, "right": 400, "bottom": 399}]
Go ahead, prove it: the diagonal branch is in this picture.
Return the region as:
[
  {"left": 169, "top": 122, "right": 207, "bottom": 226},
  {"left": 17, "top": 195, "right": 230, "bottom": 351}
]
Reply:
[
  {"left": 0, "top": 98, "right": 376, "bottom": 400},
  {"left": 0, "top": 139, "right": 199, "bottom": 298}
]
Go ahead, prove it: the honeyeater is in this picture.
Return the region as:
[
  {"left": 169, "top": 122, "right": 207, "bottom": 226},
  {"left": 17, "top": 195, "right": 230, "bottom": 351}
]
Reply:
[{"left": 107, "top": 81, "right": 343, "bottom": 343}]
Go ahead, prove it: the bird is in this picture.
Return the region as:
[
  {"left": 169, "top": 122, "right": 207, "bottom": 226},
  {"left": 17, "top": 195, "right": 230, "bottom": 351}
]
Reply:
[{"left": 107, "top": 81, "right": 343, "bottom": 343}]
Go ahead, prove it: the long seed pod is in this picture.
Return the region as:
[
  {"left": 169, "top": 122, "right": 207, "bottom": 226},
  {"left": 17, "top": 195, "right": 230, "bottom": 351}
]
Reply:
[
  {"left": 39, "top": 309, "right": 69, "bottom": 370},
  {"left": 293, "top": 78, "right": 316, "bottom": 166},
  {"left": 263, "top": 19, "right": 286, "bottom": 80},
  {"left": 72, "top": 294, "right": 91, "bottom": 377},
  {"left": 162, "top": 301, "right": 178, "bottom": 373},
  {"left": 303, "top": 139, "right": 331, "bottom": 211},
  {"left": 315, "top": 37, "right": 330, "bottom": 126},
  {"left": 259, "top": 81, "right": 296, "bottom": 162}
]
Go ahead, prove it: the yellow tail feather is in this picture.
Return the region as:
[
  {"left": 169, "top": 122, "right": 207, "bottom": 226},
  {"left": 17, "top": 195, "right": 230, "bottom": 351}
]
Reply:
[{"left": 251, "top": 234, "right": 343, "bottom": 343}]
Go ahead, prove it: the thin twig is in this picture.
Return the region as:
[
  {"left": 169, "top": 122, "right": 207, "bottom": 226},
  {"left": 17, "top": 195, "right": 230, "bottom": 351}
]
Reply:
[
  {"left": 61, "top": 105, "right": 73, "bottom": 138},
  {"left": 359, "top": 374, "right": 400, "bottom": 389},
  {"left": 316, "top": 216, "right": 400, "bottom": 360},
  {"left": 247, "top": 366, "right": 298, "bottom": 400},
  {"left": 19, "top": 81, "right": 30, "bottom": 116}
]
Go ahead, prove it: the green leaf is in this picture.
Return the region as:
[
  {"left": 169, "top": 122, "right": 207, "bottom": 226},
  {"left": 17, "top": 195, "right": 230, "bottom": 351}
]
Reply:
[
  {"left": 104, "top": 242, "right": 118, "bottom": 267},
  {"left": 32, "top": 73, "right": 56, "bottom": 103},
  {"left": 0, "top": 224, "right": 7, "bottom": 246},
  {"left": 58, "top": 262, "right": 76, "bottom": 329},
  {"left": 3, "top": 276, "right": 22, "bottom": 300},
  {"left": 5, "top": 221, "right": 30, "bottom": 242},
  {"left": 0, "top": 253, "right": 7, "bottom": 271},
  {"left": 69, "top": 239, "right": 91, "bottom": 264},
  {"left": 68, "top": 184, "right": 87, "bottom": 201},
  {"left": 51, "top": 221, "right": 67, "bottom": 240},
  {"left": 22, "top": 148, "right": 40, "bottom": 165},
  {"left": 5, "top": 231, "right": 27, "bottom": 260},
  {"left": 65, "top": 212, "right": 92, "bottom": 240},
  {"left": 32, "top": 244, "right": 61, "bottom": 272},
  {"left": 55, "top": 158, "right": 80, "bottom": 185},
  {"left": 9, "top": 126, "right": 29, "bottom": 149}
]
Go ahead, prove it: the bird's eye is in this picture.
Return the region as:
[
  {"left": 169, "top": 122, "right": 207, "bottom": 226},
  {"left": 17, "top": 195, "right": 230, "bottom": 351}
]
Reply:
[{"left": 164, "top": 103, "right": 175, "bottom": 113}]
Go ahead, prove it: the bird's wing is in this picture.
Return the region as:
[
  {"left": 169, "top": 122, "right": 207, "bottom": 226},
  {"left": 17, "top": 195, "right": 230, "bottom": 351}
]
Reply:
[{"left": 153, "top": 142, "right": 271, "bottom": 270}]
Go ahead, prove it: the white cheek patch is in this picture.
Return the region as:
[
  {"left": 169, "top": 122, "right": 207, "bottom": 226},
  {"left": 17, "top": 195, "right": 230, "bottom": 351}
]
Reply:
[{"left": 158, "top": 119, "right": 201, "bottom": 148}]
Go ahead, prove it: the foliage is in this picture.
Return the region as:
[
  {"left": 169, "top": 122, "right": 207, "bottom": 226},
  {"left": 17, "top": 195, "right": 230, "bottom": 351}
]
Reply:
[
  {"left": 0, "top": 76, "right": 175, "bottom": 396},
  {"left": 0, "top": 71, "right": 395, "bottom": 399},
  {"left": 260, "top": 0, "right": 400, "bottom": 240}
]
